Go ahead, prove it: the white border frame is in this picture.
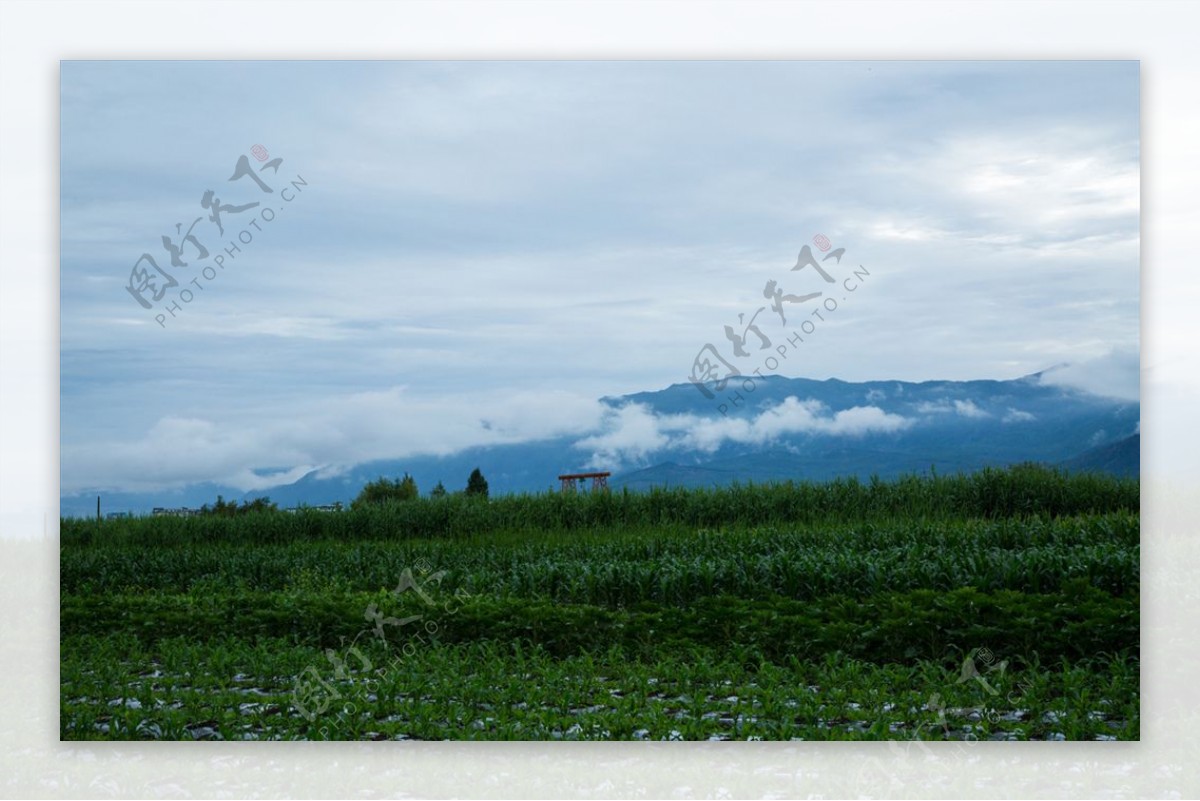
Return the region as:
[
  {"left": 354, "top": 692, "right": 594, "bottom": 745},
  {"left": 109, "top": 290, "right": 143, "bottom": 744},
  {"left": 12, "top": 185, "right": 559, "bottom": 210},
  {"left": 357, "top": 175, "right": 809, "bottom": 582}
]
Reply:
[{"left": 4, "top": 1, "right": 1198, "bottom": 797}]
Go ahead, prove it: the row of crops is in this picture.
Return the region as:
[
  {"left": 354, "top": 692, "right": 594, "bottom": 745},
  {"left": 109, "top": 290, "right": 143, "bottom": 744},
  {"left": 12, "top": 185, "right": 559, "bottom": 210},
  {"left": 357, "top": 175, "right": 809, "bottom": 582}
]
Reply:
[
  {"left": 61, "top": 463, "right": 1139, "bottom": 545},
  {"left": 62, "top": 516, "right": 1138, "bottom": 599},
  {"left": 60, "top": 465, "right": 1140, "bottom": 740}
]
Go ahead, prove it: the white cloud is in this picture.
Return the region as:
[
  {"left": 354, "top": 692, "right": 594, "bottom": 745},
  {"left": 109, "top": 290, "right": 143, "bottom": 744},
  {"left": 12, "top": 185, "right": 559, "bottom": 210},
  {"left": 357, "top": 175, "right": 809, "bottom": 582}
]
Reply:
[
  {"left": 869, "top": 128, "right": 1138, "bottom": 253},
  {"left": 572, "top": 404, "right": 672, "bottom": 469},
  {"left": 913, "top": 398, "right": 990, "bottom": 418},
  {"left": 953, "top": 399, "right": 990, "bottom": 419},
  {"left": 1003, "top": 408, "right": 1037, "bottom": 423},
  {"left": 1038, "top": 349, "right": 1140, "bottom": 401},
  {"left": 914, "top": 399, "right": 951, "bottom": 414},
  {"left": 60, "top": 386, "right": 610, "bottom": 494},
  {"left": 574, "top": 397, "right": 913, "bottom": 471}
]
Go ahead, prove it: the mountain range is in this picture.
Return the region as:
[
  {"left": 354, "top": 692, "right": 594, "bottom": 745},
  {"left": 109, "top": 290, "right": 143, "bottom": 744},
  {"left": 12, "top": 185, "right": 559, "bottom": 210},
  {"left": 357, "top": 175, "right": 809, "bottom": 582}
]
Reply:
[{"left": 63, "top": 370, "right": 1140, "bottom": 517}]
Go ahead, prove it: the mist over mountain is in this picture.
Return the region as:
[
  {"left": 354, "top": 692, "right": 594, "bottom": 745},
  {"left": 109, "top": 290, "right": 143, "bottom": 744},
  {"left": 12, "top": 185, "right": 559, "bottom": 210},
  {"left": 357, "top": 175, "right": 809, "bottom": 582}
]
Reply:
[{"left": 63, "top": 371, "right": 1139, "bottom": 517}]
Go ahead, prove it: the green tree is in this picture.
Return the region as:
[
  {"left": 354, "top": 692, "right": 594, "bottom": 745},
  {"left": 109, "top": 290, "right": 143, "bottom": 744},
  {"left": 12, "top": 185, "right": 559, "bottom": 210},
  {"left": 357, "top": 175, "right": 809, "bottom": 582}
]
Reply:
[
  {"left": 240, "top": 497, "right": 278, "bottom": 514},
  {"left": 205, "top": 495, "right": 238, "bottom": 517},
  {"left": 352, "top": 474, "right": 419, "bottom": 509},
  {"left": 399, "top": 474, "right": 418, "bottom": 502},
  {"left": 430, "top": 480, "right": 448, "bottom": 499},
  {"left": 465, "top": 467, "right": 489, "bottom": 499},
  {"left": 199, "top": 495, "right": 277, "bottom": 516}
]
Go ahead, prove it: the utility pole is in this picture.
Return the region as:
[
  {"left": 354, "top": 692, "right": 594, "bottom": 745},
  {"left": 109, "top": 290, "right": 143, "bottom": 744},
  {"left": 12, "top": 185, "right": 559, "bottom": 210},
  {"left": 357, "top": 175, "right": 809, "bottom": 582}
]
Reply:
[{"left": 97, "top": 495, "right": 101, "bottom": 524}]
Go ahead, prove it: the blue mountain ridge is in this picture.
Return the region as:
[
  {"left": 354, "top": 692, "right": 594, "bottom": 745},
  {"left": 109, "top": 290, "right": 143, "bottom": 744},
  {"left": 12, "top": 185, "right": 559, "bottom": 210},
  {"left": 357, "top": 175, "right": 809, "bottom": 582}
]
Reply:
[{"left": 63, "top": 371, "right": 1140, "bottom": 517}]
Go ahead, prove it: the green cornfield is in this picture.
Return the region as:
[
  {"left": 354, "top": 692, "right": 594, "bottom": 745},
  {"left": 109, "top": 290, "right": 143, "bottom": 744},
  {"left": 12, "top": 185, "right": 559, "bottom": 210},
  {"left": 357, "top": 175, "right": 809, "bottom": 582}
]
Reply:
[{"left": 60, "top": 464, "right": 1139, "bottom": 741}]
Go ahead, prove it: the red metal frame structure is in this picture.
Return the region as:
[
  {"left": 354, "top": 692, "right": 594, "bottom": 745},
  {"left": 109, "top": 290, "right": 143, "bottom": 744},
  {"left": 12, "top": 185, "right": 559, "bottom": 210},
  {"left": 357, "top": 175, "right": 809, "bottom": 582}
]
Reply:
[{"left": 557, "top": 471, "right": 611, "bottom": 493}]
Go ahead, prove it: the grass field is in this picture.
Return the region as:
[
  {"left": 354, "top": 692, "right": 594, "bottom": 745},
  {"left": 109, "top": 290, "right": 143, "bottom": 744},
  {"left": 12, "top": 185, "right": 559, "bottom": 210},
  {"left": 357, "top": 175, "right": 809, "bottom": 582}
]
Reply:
[{"left": 60, "top": 465, "right": 1139, "bottom": 741}]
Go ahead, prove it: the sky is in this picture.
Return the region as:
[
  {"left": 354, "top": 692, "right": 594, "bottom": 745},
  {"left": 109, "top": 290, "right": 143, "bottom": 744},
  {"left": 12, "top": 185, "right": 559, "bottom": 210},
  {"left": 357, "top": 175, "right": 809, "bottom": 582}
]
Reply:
[{"left": 59, "top": 60, "right": 1140, "bottom": 495}]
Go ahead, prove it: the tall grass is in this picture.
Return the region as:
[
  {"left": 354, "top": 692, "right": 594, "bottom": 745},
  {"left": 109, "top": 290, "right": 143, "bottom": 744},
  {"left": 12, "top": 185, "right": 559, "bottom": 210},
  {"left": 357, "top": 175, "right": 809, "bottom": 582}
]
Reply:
[
  {"left": 61, "top": 513, "right": 1139, "bottom": 599},
  {"left": 63, "top": 464, "right": 1138, "bottom": 546}
]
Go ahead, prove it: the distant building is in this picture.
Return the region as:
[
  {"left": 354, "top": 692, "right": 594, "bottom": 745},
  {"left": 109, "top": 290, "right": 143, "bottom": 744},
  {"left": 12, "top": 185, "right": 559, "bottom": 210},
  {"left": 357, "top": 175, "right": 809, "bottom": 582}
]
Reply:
[
  {"left": 557, "top": 471, "right": 611, "bottom": 493},
  {"left": 284, "top": 503, "right": 344, "bottom": 514},
  {"left": 105, "top": 511, "right": 132, "bottom": 520},
  {"left": 151, "top": 507, "right": 202, "bottom": 517}
]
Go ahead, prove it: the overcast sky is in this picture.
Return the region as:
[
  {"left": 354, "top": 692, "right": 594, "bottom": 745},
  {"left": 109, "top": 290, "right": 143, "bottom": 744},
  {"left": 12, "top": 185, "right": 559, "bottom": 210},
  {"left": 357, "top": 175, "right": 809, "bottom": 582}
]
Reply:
[{"left": 60, "top": 60, "right": 1139, "bottom": 494}]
